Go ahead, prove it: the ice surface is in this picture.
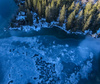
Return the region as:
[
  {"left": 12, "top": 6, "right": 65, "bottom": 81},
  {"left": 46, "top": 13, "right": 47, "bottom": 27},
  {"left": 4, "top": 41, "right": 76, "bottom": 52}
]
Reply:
[{"left": 0, "top": 35, "right": 99, "bottom": 84}]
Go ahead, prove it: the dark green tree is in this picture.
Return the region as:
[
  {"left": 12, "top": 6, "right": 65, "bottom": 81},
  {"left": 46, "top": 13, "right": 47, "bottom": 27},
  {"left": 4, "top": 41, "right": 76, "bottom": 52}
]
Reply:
[
  {"left": 33, "top": 0, "right": 37, "bottom": 9},
  {"left": 27, "top": 0, "right": 32, "bottom": 9},
  {"left": 25, "top": 0, "right": 28, "bottom": 9},
  {"left": 37, "top": 0, "right": 42, "bottom": 17},
  {"left": 83, "top": 15, "right": 92, "bottom": 31},
  {"left": 19, "top": 4, "right": 24, "bottom": 11},
  {"left": 67, "top": 10, "right": 76, "bottom": 30},
  {"left": 26, "top": 9, "right": 33, "bottom": 25},
  {"left": 59, "top": 5, "right": 66, "bottom": 24},
  {"left": 68, "top": 1, "right": 75, "bottom": 12},
  {"left": 45, "top": 5, "right": 51, "bottom": 22},
  {"left": 84, "top": 1, "right": 92, "bottom": 22}
]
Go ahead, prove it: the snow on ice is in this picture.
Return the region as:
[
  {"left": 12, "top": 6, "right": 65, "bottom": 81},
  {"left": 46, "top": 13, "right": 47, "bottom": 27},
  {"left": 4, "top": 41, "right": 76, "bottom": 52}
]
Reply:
[{"left": 0, "top": 35, "right": 99, "bottom": 84}]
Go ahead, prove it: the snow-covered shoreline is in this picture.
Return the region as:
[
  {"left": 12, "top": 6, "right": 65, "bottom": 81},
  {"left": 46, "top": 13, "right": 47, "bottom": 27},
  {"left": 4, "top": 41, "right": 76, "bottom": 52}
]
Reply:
[{"left": 10, "top": 0, "right": 100, "bottom": 38}]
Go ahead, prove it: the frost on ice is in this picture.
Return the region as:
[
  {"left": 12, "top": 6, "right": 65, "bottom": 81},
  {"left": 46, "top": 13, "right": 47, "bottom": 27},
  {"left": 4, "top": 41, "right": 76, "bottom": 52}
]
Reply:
[{"left": 0, "top": 35, "right": 98, "bottom": 84}]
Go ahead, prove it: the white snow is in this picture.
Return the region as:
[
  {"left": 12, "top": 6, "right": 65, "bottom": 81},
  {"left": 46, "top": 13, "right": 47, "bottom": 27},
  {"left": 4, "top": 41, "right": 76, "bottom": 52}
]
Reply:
[
  {"left": 97, "top": 28, "right": 100, "bottom": 34},
  {"left": 16, "top": 16, "right": 26, "bottom": 20},
  {"left": 84, "top": 30, "right": 92, "bottom": 35},
  {"left": 18, "top": 11, "right": 25, "bottom": 16}
]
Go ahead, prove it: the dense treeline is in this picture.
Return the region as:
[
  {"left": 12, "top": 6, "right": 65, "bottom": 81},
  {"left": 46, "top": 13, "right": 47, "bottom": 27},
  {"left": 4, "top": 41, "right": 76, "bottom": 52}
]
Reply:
[
  {"left": 22, "top": 0, "right": 73, "bottom": 22},
  {"left": 18, "top": 0, "right": 100, "bottom": 33}
]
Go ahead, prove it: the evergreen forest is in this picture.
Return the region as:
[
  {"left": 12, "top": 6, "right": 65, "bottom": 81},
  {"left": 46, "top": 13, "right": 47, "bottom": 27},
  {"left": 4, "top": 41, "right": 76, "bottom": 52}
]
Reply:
[{"left": 17, "top": 0, "right": 100, "bottom": 33}]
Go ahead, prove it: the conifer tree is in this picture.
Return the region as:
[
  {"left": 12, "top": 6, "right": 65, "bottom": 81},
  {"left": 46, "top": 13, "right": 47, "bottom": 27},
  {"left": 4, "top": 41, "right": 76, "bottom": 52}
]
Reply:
[
  {"left": 74, "top": 2, "right": 80, "bottom": 14},
  {"left": 45, "top": 5, "right": 51, "bottom": 22},
  {"left": 59, "top": 5, "right": 66, "bottom": 24},
  {"left": 78, "top": 9, "right": 83, "bottom": 19},
  {"left": 97, "top": 1, "right": 100, "bottom": 11},
  {"left": 88, "top": 3, "right": 97, "bottom": 16},
  {"left": 27, "top": 0, "right": 32, "bottom": 9},
  {"left": 42, "top": 0, "right": 46, "bottom": 6},
  {"left": 83, "top": 15, "right": 92, "bottom": 31},
  {"left": 42, "top": 0, "right": 47, "bottom": 17},
  {"left": 84, "top": 1, "right": 92, "bottom": 22},
  {"left": 85, "top": 1, "right": 92, "bottom": 12},
  {"left": 57, "top": 0, "right": 61, "bottom": 7},
  {"left": 50, "top": 0, "right": 58, "bottom": 21},
  {"left": 88, "top": 9, "right": 95, "bottom": 16},
  {"left": 19, "top": 4, "right": 24, "bottom": 11},
  {"left": 68, "top": 1, "right": 75, "bottom": 12},
  {"left": 92, "top": 13, "right": 100, "bottom": 32},
  {"left": 51, "top": 0, "right": 55, "bottom": 8},
  {"left": 75, "top": 9, "right": 83, "bottom": 30},
  {"left": 25, "top": 0, "right": 28, "bottom": 9},
  {"left": 26, "top": 9, "right": 33, "bottom": 25},
  {"left": 93, "top": 2, "right": 97, "bottom": 10},
  {"left": 67, "top": 10, "right": 76, "bottom": 30},
  {"left": 37, "top": 0, "right": 42, "bottom": 17},
  {"left": 33, "top": 0, "right": 37, "bottom": 9},
  {"left": 50, "top": 0, "right": 55, "bottom": 20},
  {"left": 97, "top": 13, "right": 100, "bottom": 21}
]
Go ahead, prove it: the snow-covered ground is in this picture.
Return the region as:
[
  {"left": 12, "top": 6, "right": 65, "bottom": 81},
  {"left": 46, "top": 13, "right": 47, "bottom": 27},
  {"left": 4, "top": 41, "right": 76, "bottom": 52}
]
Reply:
[
  {"left": 9, "top": 11, "right": 57, "bottom": 30},
  {"left": 0, "top": 35, "right": 100, "bottom": 84},
  {"left": 9, "top": 10, "right": 100, "bottom": 38}
]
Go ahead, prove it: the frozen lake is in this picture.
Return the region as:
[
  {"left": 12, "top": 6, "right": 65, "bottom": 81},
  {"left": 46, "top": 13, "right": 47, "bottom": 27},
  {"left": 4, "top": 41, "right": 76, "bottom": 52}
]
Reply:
[
  {"left": 0, "top": 0, "right": 100, "bottom": 84},
  {"left": 0, "top": 28, "right": 100, "bottom": 84}
]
